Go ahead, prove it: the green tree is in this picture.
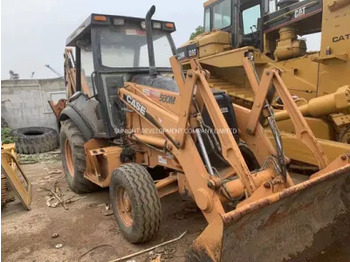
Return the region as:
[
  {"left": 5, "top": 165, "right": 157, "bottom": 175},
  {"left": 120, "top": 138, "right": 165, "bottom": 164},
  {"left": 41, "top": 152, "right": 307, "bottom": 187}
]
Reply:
[{"left": 190, "top": 26, "right": 204, "bottom": 40}]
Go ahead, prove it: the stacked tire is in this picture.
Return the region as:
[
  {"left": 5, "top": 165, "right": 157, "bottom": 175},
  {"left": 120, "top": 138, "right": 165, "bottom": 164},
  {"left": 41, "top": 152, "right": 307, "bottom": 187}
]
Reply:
[{"left": 11, "top": 127, "right": 59, "bottom": 154}]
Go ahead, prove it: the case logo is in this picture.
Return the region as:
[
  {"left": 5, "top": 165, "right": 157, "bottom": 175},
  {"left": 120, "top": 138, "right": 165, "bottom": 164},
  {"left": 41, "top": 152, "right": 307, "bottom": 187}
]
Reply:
[{"left": 125, "top": 95, "right": 147, "bottom": 116}]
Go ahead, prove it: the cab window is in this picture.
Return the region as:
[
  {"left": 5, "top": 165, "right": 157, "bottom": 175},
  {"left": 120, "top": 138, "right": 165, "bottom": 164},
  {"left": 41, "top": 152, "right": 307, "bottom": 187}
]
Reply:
[
  {"left": 242, "top": 4, "right": 261, "bottom": 34},
  {"left": 213, "top": 0, "right": 231, "bottom": 29},
  {"left": 204, "top": 8, "right": 211, "bottom": 32},
  {"left": 77, "top": 39, "right": 94, "bottom": 96}
]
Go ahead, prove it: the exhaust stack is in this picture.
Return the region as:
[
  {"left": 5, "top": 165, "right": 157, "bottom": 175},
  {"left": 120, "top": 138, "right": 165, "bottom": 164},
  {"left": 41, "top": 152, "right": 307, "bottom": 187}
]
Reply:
[{"left": 145, "top": 5, "right": 157, "bottom": 76}]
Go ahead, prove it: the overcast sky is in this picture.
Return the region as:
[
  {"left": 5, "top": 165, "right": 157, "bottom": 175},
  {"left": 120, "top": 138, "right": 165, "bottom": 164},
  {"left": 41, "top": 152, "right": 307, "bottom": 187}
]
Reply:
[
  {"left": 1, "top": 0, "right": 320, "bottom": 80},
  {"left": 1, "top": 0, "right": 204, "bottom": 79}
]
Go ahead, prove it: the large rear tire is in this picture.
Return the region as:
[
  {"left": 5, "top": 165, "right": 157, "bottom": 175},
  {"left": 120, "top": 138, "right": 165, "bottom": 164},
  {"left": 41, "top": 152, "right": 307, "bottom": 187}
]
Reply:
[
  {"left": 60, "top": 119, "right": 99, "bottom": 193},
  {"left": 109, "top": 163, "right": 162, "bottom": 243}
]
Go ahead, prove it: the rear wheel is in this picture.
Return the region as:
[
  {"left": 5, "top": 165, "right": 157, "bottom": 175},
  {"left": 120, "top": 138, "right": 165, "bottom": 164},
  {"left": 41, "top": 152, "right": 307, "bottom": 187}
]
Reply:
[
  {"left": 109, "top": 163, "right": 162, "bottom": 243},
  {"left": 60, "top": 119, "right": 99, "bottom": 193}
]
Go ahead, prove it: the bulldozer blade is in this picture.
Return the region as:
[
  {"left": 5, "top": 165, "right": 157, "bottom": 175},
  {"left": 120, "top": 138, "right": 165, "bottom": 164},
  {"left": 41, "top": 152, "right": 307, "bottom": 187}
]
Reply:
[{"left": 188, "top": 164, "right": 350, "bottom": 262}]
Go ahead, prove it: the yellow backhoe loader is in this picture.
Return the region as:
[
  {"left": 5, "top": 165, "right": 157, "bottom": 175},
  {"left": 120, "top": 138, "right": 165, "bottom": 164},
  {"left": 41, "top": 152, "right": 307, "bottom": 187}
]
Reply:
[
  {"left": 178, "top": 0, "right": 350, "bottom": 162},
  {"left": 51, "top": 6, "right": 350, "bottom": 261}
]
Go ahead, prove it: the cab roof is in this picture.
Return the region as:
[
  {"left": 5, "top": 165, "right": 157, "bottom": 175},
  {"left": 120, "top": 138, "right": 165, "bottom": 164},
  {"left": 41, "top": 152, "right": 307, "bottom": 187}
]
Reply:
[
  {"left": 66, "top": 13, "right": 176, "bottom": 47},
  {"left": 204, "top": 0, "right": 219, "bottom": 8}
]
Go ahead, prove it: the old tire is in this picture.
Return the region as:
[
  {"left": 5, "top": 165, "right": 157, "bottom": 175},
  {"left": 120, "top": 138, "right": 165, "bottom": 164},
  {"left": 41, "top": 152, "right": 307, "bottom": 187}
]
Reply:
[
  {"left": 11, "top": 127, "right": 59, "bottom": 154},
  {"left": 109, "top": 163, "right": 162, "bottom": 243},
  {"left": 60, "top": 119, "right": 99, "bottom": 194}
]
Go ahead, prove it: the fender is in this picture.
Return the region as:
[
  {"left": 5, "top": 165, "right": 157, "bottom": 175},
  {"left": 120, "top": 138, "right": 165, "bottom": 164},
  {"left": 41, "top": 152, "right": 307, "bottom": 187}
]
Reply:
[{"left": 59, "top": 106, "right": 94, "bottom": 140}]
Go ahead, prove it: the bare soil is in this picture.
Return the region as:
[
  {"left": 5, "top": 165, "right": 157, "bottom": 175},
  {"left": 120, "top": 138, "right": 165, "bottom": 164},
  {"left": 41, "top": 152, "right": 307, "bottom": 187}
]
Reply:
[
  {"left": 2, "top": 161, "right": 204, "bottom": 262},
  {"left": 2, "top": 160, "right": 349, "bottom": 262}
]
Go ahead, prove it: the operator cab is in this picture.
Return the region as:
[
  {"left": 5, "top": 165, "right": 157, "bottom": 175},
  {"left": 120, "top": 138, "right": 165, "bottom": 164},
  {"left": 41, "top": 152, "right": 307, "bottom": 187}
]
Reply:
[
  {"left": 203, "top": 0, "right": 262, "bottom": 48},
  {"left": 65, "top": 12, "right": 177, "bottom": 139}
]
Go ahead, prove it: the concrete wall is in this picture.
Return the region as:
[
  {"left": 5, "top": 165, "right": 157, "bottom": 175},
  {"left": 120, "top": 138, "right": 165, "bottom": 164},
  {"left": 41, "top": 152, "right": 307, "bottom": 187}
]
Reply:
[{"left": 1, "top": 78, "right": 66, "bottom": 131}]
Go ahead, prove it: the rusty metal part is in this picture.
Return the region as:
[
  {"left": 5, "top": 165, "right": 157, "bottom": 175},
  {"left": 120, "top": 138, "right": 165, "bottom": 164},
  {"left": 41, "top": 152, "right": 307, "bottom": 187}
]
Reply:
[
  {"left": 64, "top": 139, "right": 74, "bottom": 177},
  {"left": 116, "top": 186, "right": 133, "bottom": 227},
  {"left": 48, "top": 99, "right": 67, "bottom": 120},
  {"left": 189, "top": 163, "right": 350, "bottom": 262}
]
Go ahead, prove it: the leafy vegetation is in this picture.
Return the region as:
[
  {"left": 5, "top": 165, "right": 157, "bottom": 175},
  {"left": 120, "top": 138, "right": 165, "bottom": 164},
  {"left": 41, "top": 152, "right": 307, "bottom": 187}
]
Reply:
[
  {"left": 190, "top": 26, "right": 204, "bottom": 40},
  {"left": 1, "top": 128, "right": 17, "bottom": 144}
]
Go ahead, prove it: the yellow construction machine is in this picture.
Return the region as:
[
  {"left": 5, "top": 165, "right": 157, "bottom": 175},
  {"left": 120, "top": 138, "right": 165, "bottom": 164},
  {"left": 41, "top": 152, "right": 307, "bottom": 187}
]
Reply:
[
  {"left": 178, "top": 0, "right": 350, "bottom": 155},
  {"left": 51, "top": 6, "right": 350, "bottom": 262}
]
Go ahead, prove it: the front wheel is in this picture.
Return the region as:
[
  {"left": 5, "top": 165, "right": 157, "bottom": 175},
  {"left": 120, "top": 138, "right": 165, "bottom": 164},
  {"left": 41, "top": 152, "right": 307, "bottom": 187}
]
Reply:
[{"left": 109, "top": 164, "right": 162, "bottom": 243}]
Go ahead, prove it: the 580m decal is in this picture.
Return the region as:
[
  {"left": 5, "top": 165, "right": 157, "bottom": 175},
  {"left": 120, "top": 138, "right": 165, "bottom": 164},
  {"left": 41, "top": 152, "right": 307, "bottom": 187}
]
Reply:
[
  {"left": 124, "top": 94, "right": 147, "bottom": 116},
  {"left": 159, "top": 94, "right": 176, "bottom": 104},
  {"left": 143, "top": 88, "right": 176, "bottom": 105}
]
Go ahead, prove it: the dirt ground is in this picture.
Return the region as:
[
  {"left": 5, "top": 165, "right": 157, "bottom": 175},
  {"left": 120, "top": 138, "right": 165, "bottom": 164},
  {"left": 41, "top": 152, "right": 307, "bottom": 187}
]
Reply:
[
  {"left": 2, "top": 159, "right": 350, "bottom": 262},
  {"left": 2, "top": 160, "right": 205, "bottom": 262}
]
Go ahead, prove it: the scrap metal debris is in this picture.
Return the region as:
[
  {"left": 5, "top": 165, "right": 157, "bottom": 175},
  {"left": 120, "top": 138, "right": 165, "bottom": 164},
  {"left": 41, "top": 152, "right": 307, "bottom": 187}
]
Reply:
[
  {"left": 55, "top": 243, "right": 63, "bottom": 249},
  {"left": 107, "top": 231, "right": 187, "bottom": 262},
  {"left": 48, "top": 169, "right": 63, "bottom": 175},
  {"left": 42, "top": 187, "right": 68, "bottom": 210},
  {"left": 174, "top": 206, "right": 199, "bottom": 220},
  {"left": 78, "top": 244, "right": 114, "bottom": 262},
  {"left": 42, "top": 180, "right": 80, "bottom": 210},
  {"left": 149, "top": 247, "right": 176, "bottom": 261},
  {"left": 103, "top": 203, "right": 113, "bottom": 216}
]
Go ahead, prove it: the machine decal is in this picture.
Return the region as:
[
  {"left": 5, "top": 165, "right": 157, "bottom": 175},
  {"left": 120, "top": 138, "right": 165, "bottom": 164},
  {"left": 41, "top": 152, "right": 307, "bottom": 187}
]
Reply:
[
  {"left": 188, "top": 45, "right": 197, "bottom": 57},
  {"left": 159, "top": 94, "right": 176, "bottom": 104},
  {"left": 143, "top": 88, "right": 160, "bottom": 99},
  {"left": 294, "top": 6, "right": 306, "bottom": 18},
  {"left": 332, "top": 33, "right": 350, "bottom": 42},
  {"left": 176, "top": 43, "right": 198, "bottom": 60},
  {"left": 158, "top": 155, "right": 167, "bottom": 165},
  {"left": 221, "top": 107, "right": 229, "bottom": 113},
  {"left": 124, "top": 94, "right": 147, "bottom": 116},
  {"left": 144, "top": 89, "right": 176, "bottom": 104},
  {"left": 125, "top": 28, "right": 146, "bottom": 36}
]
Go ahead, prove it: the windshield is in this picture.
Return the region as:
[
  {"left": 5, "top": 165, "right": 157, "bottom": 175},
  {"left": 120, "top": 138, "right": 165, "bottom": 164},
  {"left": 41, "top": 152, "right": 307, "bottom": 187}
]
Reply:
[
  {"left": 98, "top": 26, "right": 173, "bottom": 68},
  {"left": 213, "top": 0, "right": 231, "bottom": 29}
]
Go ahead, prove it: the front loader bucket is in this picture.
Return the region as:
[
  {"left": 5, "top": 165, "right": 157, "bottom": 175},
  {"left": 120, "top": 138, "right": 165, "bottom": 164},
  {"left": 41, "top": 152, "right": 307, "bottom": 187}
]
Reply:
[{"left": 188, "top": 164, "right": 350, "bottom": 262}]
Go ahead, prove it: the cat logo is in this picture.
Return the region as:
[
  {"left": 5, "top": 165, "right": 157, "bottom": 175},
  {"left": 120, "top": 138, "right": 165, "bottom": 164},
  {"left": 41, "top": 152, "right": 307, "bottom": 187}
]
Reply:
[{"left": 332, "top": 33, "right": 350, "bottom": 42}]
